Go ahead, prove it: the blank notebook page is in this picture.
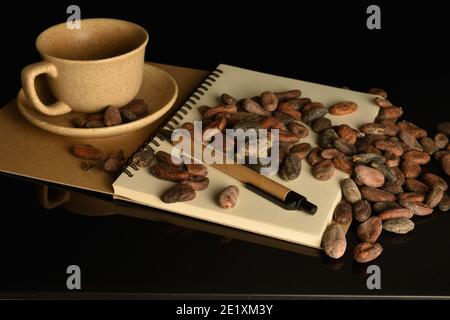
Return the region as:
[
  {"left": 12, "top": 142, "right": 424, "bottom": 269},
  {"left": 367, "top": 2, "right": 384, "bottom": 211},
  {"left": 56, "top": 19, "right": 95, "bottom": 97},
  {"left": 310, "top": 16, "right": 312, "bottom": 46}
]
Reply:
[{"left": 113, "top": 64, "right": 379, "bottom": 248}]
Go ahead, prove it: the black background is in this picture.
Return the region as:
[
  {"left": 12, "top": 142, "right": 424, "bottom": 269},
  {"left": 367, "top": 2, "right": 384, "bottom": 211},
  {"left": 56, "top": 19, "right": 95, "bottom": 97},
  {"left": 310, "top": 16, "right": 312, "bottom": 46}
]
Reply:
[{"left": 1, "top": 0, "right": 450, "bottom": 298}]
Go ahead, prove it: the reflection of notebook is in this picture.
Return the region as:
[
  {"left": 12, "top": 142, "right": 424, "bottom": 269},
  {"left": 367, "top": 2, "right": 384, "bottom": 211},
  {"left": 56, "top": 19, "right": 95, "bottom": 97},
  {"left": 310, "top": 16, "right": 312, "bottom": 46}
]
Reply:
[{"left": 113, "top": 64, "right": 379, "bottom": 248}]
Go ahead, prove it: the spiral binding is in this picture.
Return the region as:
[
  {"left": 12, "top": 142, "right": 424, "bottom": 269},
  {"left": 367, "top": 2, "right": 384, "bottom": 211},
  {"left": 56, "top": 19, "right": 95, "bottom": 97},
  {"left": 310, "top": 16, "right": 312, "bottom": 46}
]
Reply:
[{"left": 121, "top": 67, "right": 224, "bottom": 177}]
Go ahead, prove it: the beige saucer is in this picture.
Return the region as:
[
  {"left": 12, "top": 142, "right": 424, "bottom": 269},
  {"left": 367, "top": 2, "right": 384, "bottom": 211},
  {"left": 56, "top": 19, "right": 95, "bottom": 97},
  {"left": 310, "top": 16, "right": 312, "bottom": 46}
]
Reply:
[{"left": 17, "top": 63, "right": 178, "bottom": 138}]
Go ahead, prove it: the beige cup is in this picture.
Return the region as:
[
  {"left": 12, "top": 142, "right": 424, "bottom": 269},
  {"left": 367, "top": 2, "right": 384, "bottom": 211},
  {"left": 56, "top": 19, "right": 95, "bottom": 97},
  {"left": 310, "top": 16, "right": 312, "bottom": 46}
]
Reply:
[{"left": 21, "top": 18, "right": 149, "bottom": 116}]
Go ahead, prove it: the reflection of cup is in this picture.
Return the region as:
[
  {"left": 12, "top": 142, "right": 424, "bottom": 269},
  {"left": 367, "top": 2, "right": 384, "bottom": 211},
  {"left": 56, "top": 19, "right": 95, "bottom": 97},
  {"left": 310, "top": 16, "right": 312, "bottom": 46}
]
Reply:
[{"left": 21, "top": 18, "right": 148, "bottom": 116}]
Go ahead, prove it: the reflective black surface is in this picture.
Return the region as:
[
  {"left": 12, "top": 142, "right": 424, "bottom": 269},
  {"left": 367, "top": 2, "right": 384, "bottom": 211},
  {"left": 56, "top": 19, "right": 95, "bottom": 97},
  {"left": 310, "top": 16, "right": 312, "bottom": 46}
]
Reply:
[{"left": 1, "top": 1, "right": 449, "bottom": 298}]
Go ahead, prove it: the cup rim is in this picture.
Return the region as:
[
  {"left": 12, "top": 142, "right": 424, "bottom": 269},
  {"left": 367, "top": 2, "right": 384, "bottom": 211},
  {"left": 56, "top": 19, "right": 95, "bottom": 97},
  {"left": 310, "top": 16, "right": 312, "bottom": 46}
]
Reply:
[{"left": 36, "top": 18, "right": 149, "bottom": 63}]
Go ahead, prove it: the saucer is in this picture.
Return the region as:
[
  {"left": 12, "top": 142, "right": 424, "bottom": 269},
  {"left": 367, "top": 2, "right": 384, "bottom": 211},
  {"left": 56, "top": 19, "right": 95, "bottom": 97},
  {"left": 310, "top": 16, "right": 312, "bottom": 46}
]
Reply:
[{"left": 17, "top": 63, "right": 178, "bottom": 138}]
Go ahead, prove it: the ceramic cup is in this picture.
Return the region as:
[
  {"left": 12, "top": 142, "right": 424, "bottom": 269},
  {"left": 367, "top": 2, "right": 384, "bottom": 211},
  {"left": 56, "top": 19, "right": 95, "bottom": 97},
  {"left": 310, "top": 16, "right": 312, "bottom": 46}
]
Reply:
[{"left": 21, "top": 18, "right": 149, "bottom": 116}]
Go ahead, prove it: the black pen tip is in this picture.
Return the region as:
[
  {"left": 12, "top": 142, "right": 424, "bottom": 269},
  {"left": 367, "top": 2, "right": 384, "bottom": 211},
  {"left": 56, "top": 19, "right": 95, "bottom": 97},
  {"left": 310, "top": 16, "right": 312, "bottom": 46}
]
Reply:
[{"left": 301, "top": 200, "right": 317, "bottom": 215}]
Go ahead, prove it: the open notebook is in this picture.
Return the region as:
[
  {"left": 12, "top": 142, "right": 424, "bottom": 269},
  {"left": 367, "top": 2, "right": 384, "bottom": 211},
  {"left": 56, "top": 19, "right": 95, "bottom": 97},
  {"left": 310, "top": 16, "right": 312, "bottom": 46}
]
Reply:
[{"left": 113, "top": 64, "right": 379, "bottom": 248}]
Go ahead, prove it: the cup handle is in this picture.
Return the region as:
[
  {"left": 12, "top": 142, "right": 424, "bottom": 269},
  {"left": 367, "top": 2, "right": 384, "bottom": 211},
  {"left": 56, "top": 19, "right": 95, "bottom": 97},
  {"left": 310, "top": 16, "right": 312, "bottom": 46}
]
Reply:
[{"left": 21, "top": 61, "right": 72, "bottom": 116}]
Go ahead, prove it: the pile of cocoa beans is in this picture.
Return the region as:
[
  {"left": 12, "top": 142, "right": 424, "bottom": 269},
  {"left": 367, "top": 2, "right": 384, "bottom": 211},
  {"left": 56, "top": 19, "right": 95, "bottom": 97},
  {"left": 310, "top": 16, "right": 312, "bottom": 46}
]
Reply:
[
  {"left": 322, "top": 88, "right": 450, "bottom": 263},
  {"left": 187, "top": 90, "right": 366, "bottom": 181},
  {"left": 72, "top": 99, "right": 149, "bottom": 128}
]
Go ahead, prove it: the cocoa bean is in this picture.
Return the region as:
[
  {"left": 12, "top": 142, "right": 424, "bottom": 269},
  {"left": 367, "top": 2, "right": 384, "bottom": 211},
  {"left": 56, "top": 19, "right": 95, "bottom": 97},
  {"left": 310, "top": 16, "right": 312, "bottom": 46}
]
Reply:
[
  {"left": 233, "top": 119, "right": 262, "bottom": 131},
  {"left": 442, "top": 154, "right": 450, "bottom": 176},
  {"left": 439, "top": 193, "right": 450, "bottom": 212},
  {"left": 334, "top": 138, "right": 357, "bottom": 156},
  {"left": 336, "top": 124, "right": 357, "bottom": 144},
  {"left": 287, "top": 98, "right": 311, "bottom": 109},
  {"left": 398, "top": 192, "right": 426, "bottom": 203},
  {"left": 273, "top": 111, "right": 296, "bottom": 124},
  {"left": 203, "top": 104, "right": 237, "bottom": 119},
  {"left": 290, "top": 143, "right": 312, "bottom": 160},
  {"left": 132, "top": 149, "right": 155, "bottom": 168},
  {"left": 151, "top": 163, "right": 190, "bottom": 182},
  {"left": 329, "top": 101, "right": 358, "bottom": 115},
  {"left": 378, "top": 208, "right": 413, "bottom": 220},
  {"left": 259, "top": 91, "right": 278, "bottom": 111},
  {"left": 384, "top": 151, "right": 400, "bottom": 167},
  {"left": 307, "top": 147, "right": 324, "bottom": 166},
  {"left": 103, "top": 149, "right": 125, "bottom": 172},
  {"left": 341, "top": 178, "right": 362, "bottom": 204},
  {"left": 369, "top": 88, "right": 387, "bottom": 98},
  {"left": 353, "top": 153, "right": 386, "bottom": 165},
  {"left": 277, "top": 102, "right": 302, "bottom": 120},
  {"left": 181, "top": 176, "right": 210, "bottom": 191},
  {"left": 186, "top": 164, "right": 208, "bottom": 177},
  {"left": 161, "top": 183, "right": 196, "bottom": 203},
  {"left": 355, "top": 165, "right": 385, "bottom": 187},
  {"left": 435, "top": 133, "right": 449, "bottom": 149},
  {"left": 353, "top": 200, "right": 372, "bottom": 222},
  {"left": 383, "top": 181, "right": 403, "bottom": 194},
  {"left": 203, "top": 118, "right": 227, "bottom": 141},
  {"left": 377, "top": 119, "right": 399, "bottom": 137},
  {"left": 391, "top": 167, "right": 406, "bottom": 185},
  {"left": 333, "top": 201, "right": 353, "bottom": 224},
  {"left": 274, "top": 90, "right": 302, "bottom": 102},
  {"left": 360, "top": 123, "right": 386, "bottom": 135},
  {"left": 357, "top": 216, "right": 382, "bottom": 242},
  {"left": 221, "top": 93, "right": 237, "bottom": 105},
  {"left": 397, "top": 120, "right": 427, "bottom": 139},
  {"left": 72, "top": 117, "right": 87, "bottom": 128},
  {"left": 279, "top": 153, "right": 302, "bottom": 181},
  {"left": 198, "top": 105, "right": 211, "bottom": 116},
  {"left": 437, "top": 122, "right": 450, "bottom": 136},
  {"left": 104, "top": 106, "right": 122, "bottom": 126},
  {"left": 373, "top": 201, "right": 401, "bottom": 213},
  {"left": 322, "top": 223, "right": 347, "bottom": 259},
  {"left": 404, "top": 178, "right": 430, "bottom": 193},
  {"left": 121, "top": 99, "right": 148, "bottom": 117},
  {"left": 353, "top": 242, "right": 383, "bottom": 263},
  {"left": 420, "top": 137, "right": 438, "bottom": 155},
  {"left": 318, "top": 129, "right": 339, "bottom": 148},
  {"left": 301, "top": 105, "right": 328, "bottom": 125},
  {"left": 401, "top": 160, "right": 421, "bottom": 179},
  {"left": 399, "top": 130, "right": 423, "bottom": 152},
  {"left": 288, "top": 122, "right": 309, "bottom": 138},
  {"left": 374, "top": 97, "right": 393, "bottom": 108},
  {"left": 242, "top": 99, "right": 270, "bottom": 116},
  {"left": 260, "top": 117, "right": 285, "bottom": 130},
  {"left": 377, "top": 106, "right": 403, "bottom": 120},
  {"left": 71, "top": 145, "right": 103, "bottom": 160},
  {"left": 303, "top": 102, "right": 324, "bottom": 112},
  {"left": 361, "top": 187, "right": 396, "bottom": 202},
  {"left": 217, "top": 185, "right": 239, "bottom": 208},
  {"left": 382, "top": 218, "right": 414, "bottom": 234},
  {"left": 155, "top": 151, "right": 183, "bottom": 167},
  {"left": 312, "top": 117, "right": 332, "bottom": 133},
  {"left": 399, "top": 200, "right": 433, "bottom": 216},
  {"left": 435, "top": 151, "right": 450, "bottom": 161},
  {"left": 85, "top": 120, "right": 105, "bottom": 128},
  {"left": 370, "top": 162, "right": 397, "bottom": 182},
  {"left": 421, "top": 173, "right": 448, "bottom": 191},
  {"left": 333, "top": 156, "right": 354, "bottom": 174},
  {"left": 426, "top": 186, "right": 444, "bottom": 208},
  {"left": 321, "top": 148, "right": 343, "bottom": 160},
  {"left": 402, "top": 151, "right": 430, "bottom": 165},
  {"left": 375, "top": 140, "right": 404, "bottom": 157},
  {"left": 313, "top": 159, "right": 335, "bottom": 181},
  {"left": 277, "top": 130, "right": 301, "bottom": 143}
]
